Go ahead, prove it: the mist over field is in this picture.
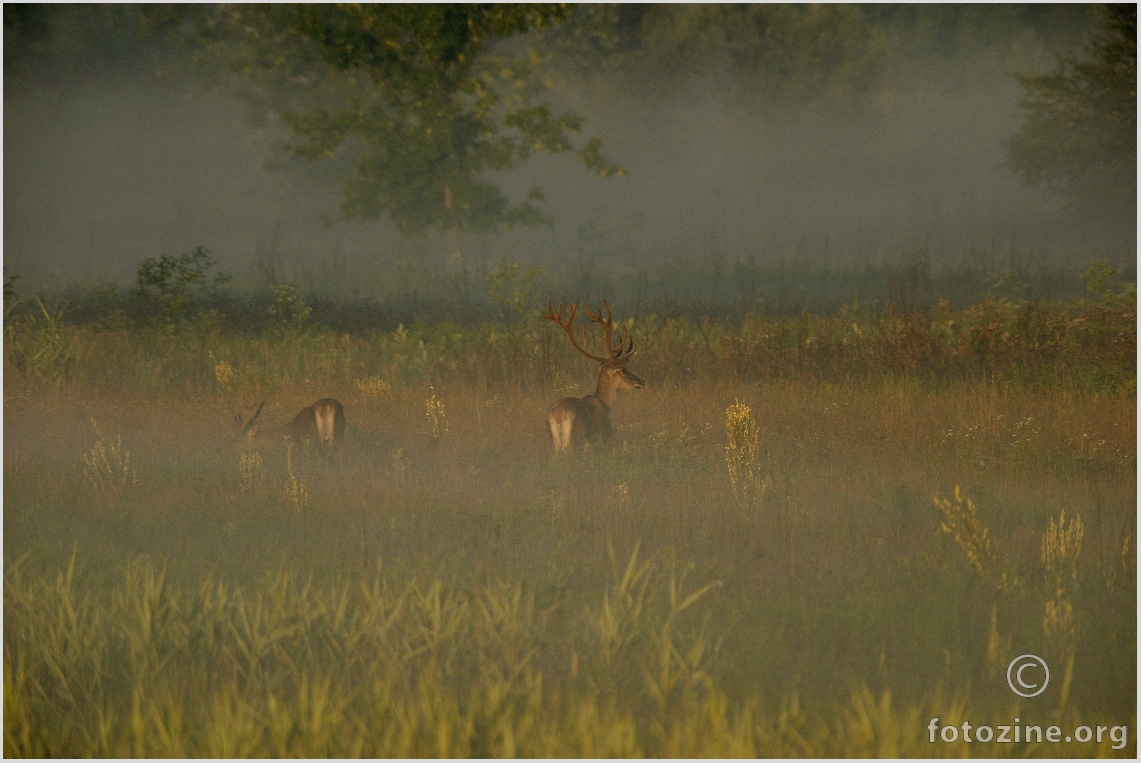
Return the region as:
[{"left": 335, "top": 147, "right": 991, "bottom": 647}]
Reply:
[
  {"left": 4, "top": 7, "right": 1135, "bottom": 755},
  {"left": 4, "top": 5, "right": 1130, "bottom": 303}
]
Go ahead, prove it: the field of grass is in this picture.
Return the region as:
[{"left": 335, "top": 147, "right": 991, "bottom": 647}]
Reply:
[{"left": 4, "top": 284, "right": 1136, "bottom": 756}]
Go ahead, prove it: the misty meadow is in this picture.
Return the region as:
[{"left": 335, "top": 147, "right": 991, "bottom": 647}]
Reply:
[{"left": 4, "top": 4, "right": 1136, "bottom": 758}]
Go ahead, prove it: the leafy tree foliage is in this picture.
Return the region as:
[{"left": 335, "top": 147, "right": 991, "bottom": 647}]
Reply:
[
  {"left": 538, "top": 5, "right": 887, "bottom": 107},
  {"left": 1007, "top": 4, "right": 1136, "bottom": 215},
  {"left": 160, "top": 5, "right": 621, "bottom": 245},
  {"left": 135, "top": 246, "right": 230, "bottom": 326},
  {"left": 863, "top": 5, "right": 1098, "bottom": 61}
]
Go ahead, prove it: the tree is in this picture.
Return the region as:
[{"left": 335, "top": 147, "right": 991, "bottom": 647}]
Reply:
[
  {"left": 537, "top": 5, "right": 887, "bottom": 108},
  {"left": 161, "top": 5, "right": 622, "bottom": 264},
  {"left": 1006, "top": 5, "right": 1136, "bottom": 219},
  {"left": 134, "top": 247, "right": 230, "bottom": 327}
]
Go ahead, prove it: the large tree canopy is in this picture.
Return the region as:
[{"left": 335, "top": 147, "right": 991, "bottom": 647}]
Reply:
[
  {"left": 165, "top": 4, "right": 621, "bottom": 244},
  {"left": 537, "top": 4, "right": 888, "bottom": 108},
  {"left": 1006, "top": 4, "right": 1136, "bottom": 215}
]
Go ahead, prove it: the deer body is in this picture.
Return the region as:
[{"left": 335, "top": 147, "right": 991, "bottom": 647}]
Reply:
[
  {"left": 548, "top": 395, "right": 610, "bottom": 451},
  {"left": 543, "top": 301, "right": 644, "bottom": 452},
  {"left": 239, "top": 398, "right": 345, "bottom": 448}
]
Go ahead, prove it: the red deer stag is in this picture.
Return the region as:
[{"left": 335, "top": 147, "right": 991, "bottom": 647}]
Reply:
[
  {"left": 236, "top": 398, "right": 345, "bottom": 448},
  {"left": 542, "top": 300, "right": 644, "bottom": 452}
]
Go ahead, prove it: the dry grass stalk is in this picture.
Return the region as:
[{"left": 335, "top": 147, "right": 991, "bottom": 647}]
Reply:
[
  {"left": 426, "top": 386, "right": 449, "bottom": 439},
  {"left": 1041, "top": 508, "right": 1084, "bottom": 593},
  {"left": 934, "top": 486, "right": 996, "bottom": 579},
  {"left": 355, "top": 376, "right": 391, "bottom": 399},
  {"left": 82, "top": 418, "right": 139, "bottom": 501},
  {"left": 725, "top": 400, "right": 768, "bottom": 507}
]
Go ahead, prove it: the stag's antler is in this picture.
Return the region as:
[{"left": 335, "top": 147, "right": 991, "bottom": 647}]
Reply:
[
  {"left": 543, "top": 300, "right": 635, "bottom": 366},
  {"left": 582, "top": 301, "right": 636, "bottom": 367}
]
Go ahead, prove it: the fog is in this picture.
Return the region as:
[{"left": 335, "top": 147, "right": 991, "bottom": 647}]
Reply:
[
  {"left": 4, "top": 6, "right": 1132, "bottom": 301},
  {"left": 7, "top": 12, "right": 1136, "bottom": 755}
]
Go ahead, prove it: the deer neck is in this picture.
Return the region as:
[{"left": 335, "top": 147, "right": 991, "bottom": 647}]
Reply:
[{"left": 592, "top": 368, "right": 618, "bottom": 410}]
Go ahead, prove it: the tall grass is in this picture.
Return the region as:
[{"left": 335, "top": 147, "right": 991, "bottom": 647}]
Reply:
[
  {"left": 5, "top": 288, "right": 1135, "bottom": 397},
  {"left": 5, "top": 551, "right": 1132, "bottom": 757},
  {"left": 4, "top": 288, "right": 1135, "bottom": 756}
]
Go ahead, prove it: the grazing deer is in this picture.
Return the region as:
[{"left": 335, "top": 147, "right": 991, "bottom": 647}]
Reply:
[
  {"left": 236, "top": 398, "right": 345, "bottom": 448},
  {"left": 542, "top": 300, "right": 644, "bottom": 452}
]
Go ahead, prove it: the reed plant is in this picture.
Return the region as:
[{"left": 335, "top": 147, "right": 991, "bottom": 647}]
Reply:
[
  {"left": 81, "top": 419, "right": 139, "bottom": 503},
  {"left": 725, "top": 399, "right": 770, "bottom": 509},
  {"left": 934, "top": 486, "right": 998, "bottom": 582},
  {"left": 5, "top": 548, "right": 1132, "bottom": 757}
]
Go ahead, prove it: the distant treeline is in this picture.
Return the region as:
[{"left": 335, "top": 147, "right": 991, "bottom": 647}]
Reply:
[{"left": 7, "top": 254, "right": 1133, "bottom": 332}]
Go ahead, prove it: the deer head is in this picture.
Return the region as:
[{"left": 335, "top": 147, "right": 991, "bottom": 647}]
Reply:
[{"left": 543, "top": 300, "right": 643, "bottom": 403}]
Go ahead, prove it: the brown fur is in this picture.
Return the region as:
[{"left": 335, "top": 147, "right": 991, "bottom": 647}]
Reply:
[
  {"left": 547, "top": 366, "right": 644, "bottom": 452},
  {"left": 543, "top": 300, "right": 644, "bottom": 452},
  {"left": 239, "top": 398, "right": 345, "bottom": 448}
]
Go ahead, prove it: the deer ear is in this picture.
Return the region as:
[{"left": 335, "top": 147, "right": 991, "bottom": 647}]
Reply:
[{"left": 241, "top": 401, "right": 266, "bottom": 435}]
